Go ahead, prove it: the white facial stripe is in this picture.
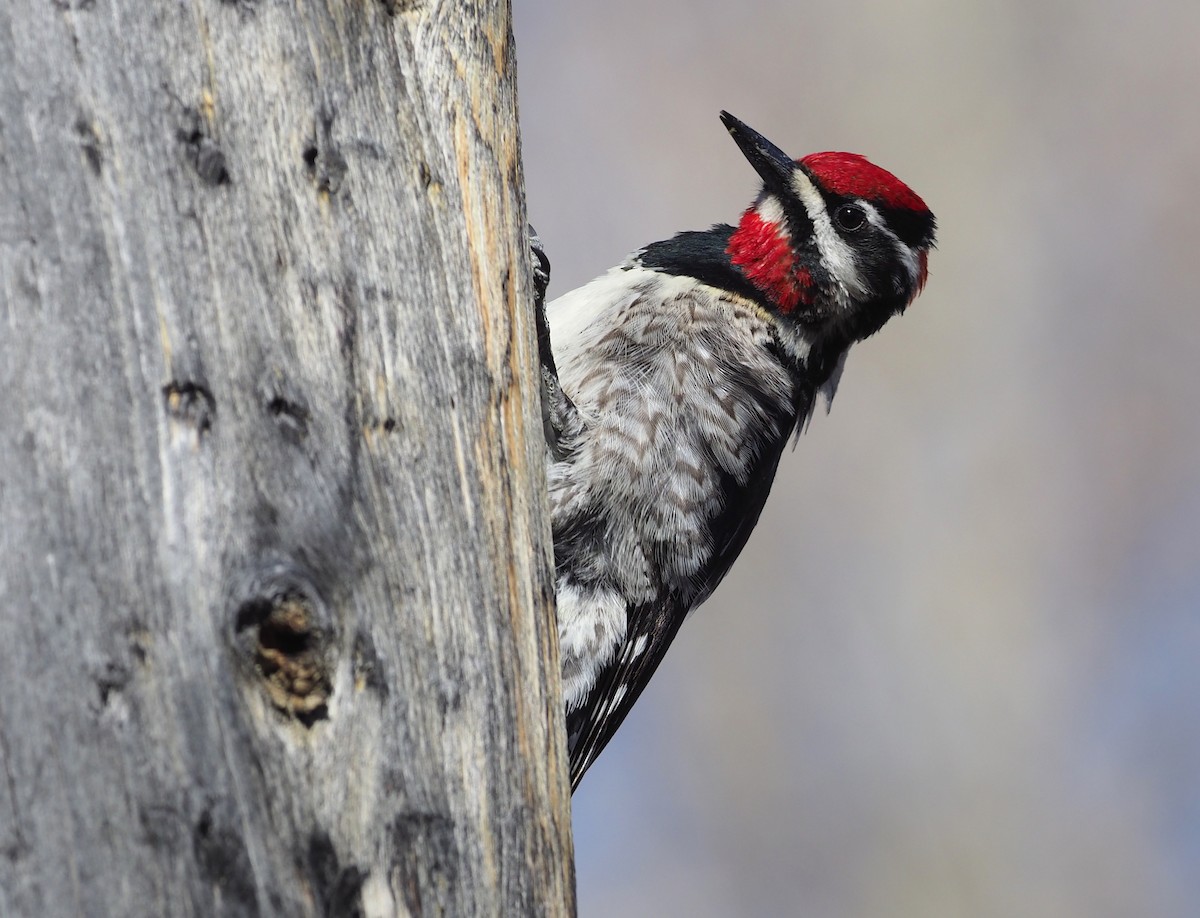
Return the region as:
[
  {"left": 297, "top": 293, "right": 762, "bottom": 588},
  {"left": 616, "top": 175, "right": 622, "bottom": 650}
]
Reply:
[
  {"left": 790, "top": 170, "right": 867, "bottom": 305},
  {"left": 859, "top": 201, "right": 884, "bottom": 227},
  {"left": 756, "top": 194, "right": 786, "bottom": 227},
  {"left": 861, "top": 201, "right": 922, "bottom": 287},
  {"left": 897, "top": 243, "right": 921, "bottom": 288}
]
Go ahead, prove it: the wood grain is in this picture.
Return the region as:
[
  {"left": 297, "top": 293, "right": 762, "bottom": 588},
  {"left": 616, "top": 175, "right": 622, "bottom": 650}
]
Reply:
[{"left": 0, "top": 1, "right": 574, "bottom": 914}]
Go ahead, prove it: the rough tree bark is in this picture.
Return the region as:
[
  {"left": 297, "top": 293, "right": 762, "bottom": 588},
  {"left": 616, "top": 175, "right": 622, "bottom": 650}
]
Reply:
[{"left": 0, "top": 1, "right": 574, "bottom": 915}]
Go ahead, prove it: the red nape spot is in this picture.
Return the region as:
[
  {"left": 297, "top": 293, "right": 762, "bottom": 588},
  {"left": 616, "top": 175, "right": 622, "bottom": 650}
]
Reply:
[
  {"left": 800, "top": 152, "right": 929, "bottom": 213},
  {"left": 727, "top": 210, "right": 812, "bottom": 313}
]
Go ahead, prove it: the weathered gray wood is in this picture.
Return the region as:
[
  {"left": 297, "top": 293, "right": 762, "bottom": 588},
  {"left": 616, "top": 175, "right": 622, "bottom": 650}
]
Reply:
[{"left": 0, "top": 1, "right": 574, "bottom": 915}]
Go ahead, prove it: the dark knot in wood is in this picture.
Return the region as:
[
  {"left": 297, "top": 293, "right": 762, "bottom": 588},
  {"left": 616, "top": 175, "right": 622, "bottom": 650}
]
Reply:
[
  {"left": 235, "top": 584, "right": 331, "bottom": 726},
  {"left": 163, "top": 380, "right": 216, "bottom": 436}
]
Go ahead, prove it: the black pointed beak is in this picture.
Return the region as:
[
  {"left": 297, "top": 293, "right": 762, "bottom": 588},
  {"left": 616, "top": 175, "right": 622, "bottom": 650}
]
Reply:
[{"left": 719, "top": 111, "right": 795, "bottom": 193}]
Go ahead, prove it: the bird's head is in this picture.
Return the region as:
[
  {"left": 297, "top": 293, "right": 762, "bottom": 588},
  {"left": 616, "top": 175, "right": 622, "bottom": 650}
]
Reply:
[{"left": 720, "top": 111, "right": 936, "bottom": 344}]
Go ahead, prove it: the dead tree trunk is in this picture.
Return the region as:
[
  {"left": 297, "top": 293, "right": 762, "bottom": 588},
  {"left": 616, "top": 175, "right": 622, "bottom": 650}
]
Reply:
[{"left": 0, "top": 1, "right": 574, "bottom": 915}]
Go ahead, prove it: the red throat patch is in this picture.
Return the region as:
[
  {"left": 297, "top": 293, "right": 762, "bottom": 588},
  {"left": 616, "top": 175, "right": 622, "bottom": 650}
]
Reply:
[
  {"left": 800, "top": 152, "right": 929, "bottom": 213},
  {"left": 727, "top": 209, "right": 812, "bottom": 313}
]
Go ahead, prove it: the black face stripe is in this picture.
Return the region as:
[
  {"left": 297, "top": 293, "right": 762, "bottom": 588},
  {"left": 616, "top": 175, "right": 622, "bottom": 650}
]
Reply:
[
  {"left": 776, "top": 194, "right": 816, "bottom": 253},
  {"left": 791, "top": 171, "right": 934, "bottom": 252},
  {"left": 878, "top": 204, "right": 936, "bottom": 249},
  {"left": 816, "top": 188, "right": 935, "bottom": 251}
]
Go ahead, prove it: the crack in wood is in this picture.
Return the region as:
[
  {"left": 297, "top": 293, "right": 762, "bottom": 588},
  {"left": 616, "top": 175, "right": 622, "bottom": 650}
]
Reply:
[
  {"left": 193, "top": 809, "right": 260, "bottom": 916},
  {"left": 267, "top": 394, "right": 310, "bottom": 442},
  {"left": 307, "top": 830, "right": 367, "bottom": 918}
]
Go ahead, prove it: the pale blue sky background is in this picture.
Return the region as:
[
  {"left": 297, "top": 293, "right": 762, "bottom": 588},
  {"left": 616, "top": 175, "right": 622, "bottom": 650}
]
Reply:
[{"left": 514, "top": 1, "right": 1200, "bottom": 914}]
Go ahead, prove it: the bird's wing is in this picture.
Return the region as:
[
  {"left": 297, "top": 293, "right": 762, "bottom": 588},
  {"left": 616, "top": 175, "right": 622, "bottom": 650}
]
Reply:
[{"left": 566, "top": 593, "right": 687, "bottom": 791}]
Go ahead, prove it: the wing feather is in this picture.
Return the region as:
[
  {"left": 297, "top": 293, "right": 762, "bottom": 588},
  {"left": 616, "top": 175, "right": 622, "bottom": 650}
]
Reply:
[{"left": 567, "top": 594, "right": 687, "bottom": 790}]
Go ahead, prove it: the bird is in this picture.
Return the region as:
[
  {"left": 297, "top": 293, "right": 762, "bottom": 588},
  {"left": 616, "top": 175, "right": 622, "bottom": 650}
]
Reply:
[{"left": 533, "top": 111, "right": 937, "bottom": 791}]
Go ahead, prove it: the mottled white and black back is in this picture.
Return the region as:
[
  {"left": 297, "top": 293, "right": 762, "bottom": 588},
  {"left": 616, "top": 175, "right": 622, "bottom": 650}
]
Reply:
[{"left": 547, "top": 259, "right": 804, "bottom": 787}]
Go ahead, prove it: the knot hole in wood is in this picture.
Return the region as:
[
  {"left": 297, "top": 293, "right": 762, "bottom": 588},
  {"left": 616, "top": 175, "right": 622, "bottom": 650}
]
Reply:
[{"left": 235, "top": 584, "right": 332, "bottom": 726}]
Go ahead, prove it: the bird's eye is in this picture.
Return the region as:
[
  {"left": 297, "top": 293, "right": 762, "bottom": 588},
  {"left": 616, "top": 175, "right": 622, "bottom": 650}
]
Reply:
[{"left": 835, "top": 204, "right": 867, "bottom": 232}]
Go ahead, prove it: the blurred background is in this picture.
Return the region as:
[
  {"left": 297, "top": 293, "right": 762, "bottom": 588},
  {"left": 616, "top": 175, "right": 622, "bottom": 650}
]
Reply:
[{"left": 514, "top": 0, "right": 1200, "bottom": 915}]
